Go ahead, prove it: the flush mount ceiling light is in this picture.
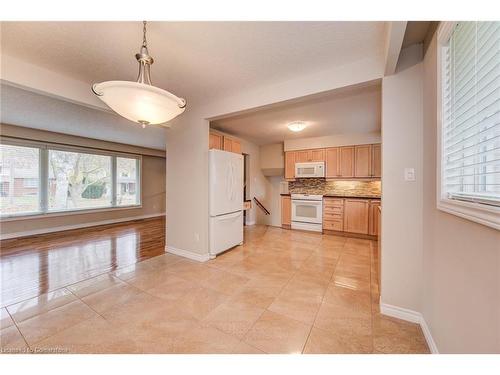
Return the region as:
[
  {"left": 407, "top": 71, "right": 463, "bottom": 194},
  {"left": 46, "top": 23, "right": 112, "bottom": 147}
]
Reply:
[
  {"left": 287, "top": 121, "right": 307, "bottom": 132},
  {"left": 92, "top": 21, "right": 186, "bottom": 128}
]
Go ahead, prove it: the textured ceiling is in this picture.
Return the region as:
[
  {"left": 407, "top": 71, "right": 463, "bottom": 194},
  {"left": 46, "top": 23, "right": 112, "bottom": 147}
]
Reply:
[
  {"left": 211, "top": 81, "right": 381, "bottom": 145},
  {"left": 1, "top": 21, "right": 386, "bottom": 106}
]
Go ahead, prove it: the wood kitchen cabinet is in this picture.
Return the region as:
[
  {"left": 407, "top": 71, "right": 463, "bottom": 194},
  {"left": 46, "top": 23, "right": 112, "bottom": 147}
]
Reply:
[
  {"left": 326, "top": 147, "right": 340, "bottom": 178},
  {"left": 339, "top": 146, "right": 355, "bottom": 178},
  {"left": 343, "top": 199, "right": 370, "bottom": 234},
  {"left": 368, "top": 200, "right": 381, "bottom": 236},
  {"left": 294, "top": 149, "right": 325, "bottom": 163},
  {"left": 284, "top": 151, "right": 296, "bottom": 180},
  {"left": 209, "top": 132, "right": 223, "bottom": 150},
  {"left": 281, "top": 195, "right": 291, "bottom": 228},
  {"left": 354, "top": 145, "right": 372, "bottom": 178},
  {"left": 372, "top": 144, "right": 381, "bottom": 178},
  {"left": 222, "top": 136, "right": 242, "bottom": 154}
]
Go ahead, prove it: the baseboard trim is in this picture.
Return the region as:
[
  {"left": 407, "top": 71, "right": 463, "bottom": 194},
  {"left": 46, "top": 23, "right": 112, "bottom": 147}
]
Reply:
[
  {"left": 0, "top": 213, "right": 165, "bottom": 240},
  {"left": 380, "top": 301, "right": 439, "bottom": 354},
  {"left": 245, "top": 220, "right": 256, "bottom": 226},
  {"left": 166, "top": 246, "right": 210, "bottom": 262}
]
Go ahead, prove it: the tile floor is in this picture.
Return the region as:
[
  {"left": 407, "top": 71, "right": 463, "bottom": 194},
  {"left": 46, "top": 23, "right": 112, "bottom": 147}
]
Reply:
[{"left": 0, "top": 225, "right": 429, "bottom": 354}]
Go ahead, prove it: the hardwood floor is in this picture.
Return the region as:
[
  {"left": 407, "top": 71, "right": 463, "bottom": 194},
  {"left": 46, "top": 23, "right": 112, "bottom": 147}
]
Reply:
[{"left": 0, "top": 217, "right": 165, "bottom": 307}]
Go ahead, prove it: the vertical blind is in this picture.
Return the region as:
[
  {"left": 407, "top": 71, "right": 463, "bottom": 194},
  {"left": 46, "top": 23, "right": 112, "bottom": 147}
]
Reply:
[{"left": 442, "top": 21, "right": 500, "bottom": 206}]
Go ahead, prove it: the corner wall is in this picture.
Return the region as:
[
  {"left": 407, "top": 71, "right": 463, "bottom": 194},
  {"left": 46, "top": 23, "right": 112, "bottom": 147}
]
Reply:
[{"left": 381, "top": 62, "right": 424, "bottom": 313}]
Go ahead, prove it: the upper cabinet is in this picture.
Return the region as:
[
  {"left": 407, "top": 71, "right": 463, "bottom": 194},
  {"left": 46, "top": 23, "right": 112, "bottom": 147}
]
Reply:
[
  {"left": 354, "top": 145, "right": 372, "bottom": 177},
  {"left": 285, "top": 151, "right": 296, "bottom": 180},
  {"left": 284, "top": 143, "right": 381, "bottom": 181},
  {"left": 209, "top": 132, "right": 223, "bottom": 150},
  {"left": 209, "top": 131, "right": 241, "bottom": 154},
  {"left": 294, "top": 149, "right": 325, "bottom": 163},
  {"left": 339, "top": 146, "right": 355, "bottom": 178},
  {"left": 372, "top": 144, "right": 381, "bottom": 178},
  {"left": 326, "top": 147, "right": 340, "bottom": 178}
]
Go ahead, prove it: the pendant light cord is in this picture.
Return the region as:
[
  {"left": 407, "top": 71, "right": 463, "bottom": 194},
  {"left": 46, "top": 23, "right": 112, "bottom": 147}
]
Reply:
[{"left": 142, "top": 21, "right": 147, "bottom": 48}]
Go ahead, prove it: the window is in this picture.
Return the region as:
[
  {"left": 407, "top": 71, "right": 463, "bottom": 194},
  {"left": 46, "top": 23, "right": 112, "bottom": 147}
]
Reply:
[
  {"left": 48, "top": 150, "right": 112, "bottom": 211},
  {"left": 438, "top": 21, "right": 500, "bottom": 229},
  {"left": 116, "top": 157, "right": 140, "bottom": 206},
  {"left": 0, "top": 144, "right": 41, "bottom": 215},
  {"left": 0, "top": 140, "right": 142, "bottom": 219}
]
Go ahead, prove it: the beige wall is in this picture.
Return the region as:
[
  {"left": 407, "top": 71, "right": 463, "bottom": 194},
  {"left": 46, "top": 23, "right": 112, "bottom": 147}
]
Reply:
[
  {"left": 381, "top": 62, "right": 424, "bottom": 313},
  {"left": 421, "top": 33, "right": 500, "bottom": 353},
  {"left": 284, "top": 132, "right": 381, "bottom": 151},
  {"left": 260, "top": 143, "right": 284, "bottom": 176},
  {"left": 0, "top": 125, "right": 166, "bottom": 239}
]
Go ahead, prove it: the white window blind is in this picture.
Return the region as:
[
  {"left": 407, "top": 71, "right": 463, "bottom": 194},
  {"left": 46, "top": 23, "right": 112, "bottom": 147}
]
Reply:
[{"left": 442, "top": 21, "right": 500, "bottom": 207}]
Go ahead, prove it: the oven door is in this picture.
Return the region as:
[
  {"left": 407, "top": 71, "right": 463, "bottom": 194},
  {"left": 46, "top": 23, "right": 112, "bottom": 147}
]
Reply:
[{"left": 291, "top": 199, "right": 323, "bottom": 224}]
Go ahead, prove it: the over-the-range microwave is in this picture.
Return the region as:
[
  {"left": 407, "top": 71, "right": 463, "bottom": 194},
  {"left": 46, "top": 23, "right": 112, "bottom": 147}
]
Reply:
[{"left": 295, "top": 161, "right": 325, "bottom": 178}]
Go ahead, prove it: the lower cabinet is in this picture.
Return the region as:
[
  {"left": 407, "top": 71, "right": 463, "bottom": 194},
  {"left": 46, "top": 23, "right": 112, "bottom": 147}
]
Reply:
[
  {"left": 281, "top": 195, "right": 291, "bottom": 228},
  {"left": 369, "top": 200, "right": 381, "bottom": 236},
  {"left": 343, "top": 199, "right": 370, "bottom": 234}
]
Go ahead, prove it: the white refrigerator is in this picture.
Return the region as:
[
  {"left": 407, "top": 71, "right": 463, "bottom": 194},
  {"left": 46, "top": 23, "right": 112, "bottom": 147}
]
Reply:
[{"left": 209, "top": 149, "right": 244, "bottom": 257}]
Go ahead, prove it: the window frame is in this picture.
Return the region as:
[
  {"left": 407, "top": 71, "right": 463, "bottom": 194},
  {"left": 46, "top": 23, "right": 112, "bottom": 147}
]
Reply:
[
  {"left": 436, "top": 21, "right": 500, "bottom": 230},
  {"left": 0, "top": 138, "right": 142, "bottom": 221}
]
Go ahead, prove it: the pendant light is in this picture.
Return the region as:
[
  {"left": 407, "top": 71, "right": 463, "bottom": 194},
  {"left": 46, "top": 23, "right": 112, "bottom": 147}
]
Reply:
[{"left": 92, "top": 21, "right": 186, "bottom": 128}]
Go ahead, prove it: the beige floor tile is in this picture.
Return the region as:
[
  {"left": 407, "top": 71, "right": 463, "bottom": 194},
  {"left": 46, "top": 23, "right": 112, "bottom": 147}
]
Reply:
[
  {"left": 145, "top": 273, "right": 199, "bottom": 302},
  {"left": 17, "top": 300, "right": 98, "bottom": 345},
  {"left": 372, "top": 314, "right": 429, "bottom": 354},
  {"left": 243, "top": 311, "right": 311, "bottom": 354},
  {"left": 268, "top": 289, "right": 323, "bottom": 325},
  {"left": 203, "top": 300, "right": 264, "bottom": 339},
  {"left": 331, "top": 275, "right": 371, "bottom": 293},
  {"left": 314, "top": 301, "right": 372, "bottom": 338},
  {"left": 322, "top": 284, "right": 372, "bottom": 316},
  {"left": 7, "top": 288, "right": 77, "bottom": 323},
  {"left": 0, "top": 325, "right": 29, "bottom": 354},
  {"left": 172, "top": 262, "right": 222, "bottom": 283},
  {"left": 170, "top": 325, "right": 241, "bottom": 353},
  {"left": 230, "top": 284, "right": 283, "bottom": 309},
  {"left": 33, "top": 316, "right": 140, "bottom": 354},
  {"left": 118, "top": 267, "right": 179, "bottom": 291},
  {"left": 205, "top": 270, "right": 250, "bottom": 296},
  {"left": 0, "top": 307, "right": 14, "bottom": 329},
  {"left": 303, "top": 326, "right": 372, "bottom": 354},
  {"left": 67, "top": 273, "right": 124, "bottom": 298},
  {"left": 232, "top": 340, "right": 265, "bottom": 354},
  {"left": 176, "top": 286, "right": 228, "bottom": 320},
  {"left": 81, "top": 282, "right": 142, "bottom": 314}
]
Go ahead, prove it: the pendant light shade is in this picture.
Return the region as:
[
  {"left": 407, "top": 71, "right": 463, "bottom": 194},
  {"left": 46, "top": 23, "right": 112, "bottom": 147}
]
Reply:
[{"left": 92, "top": 21, "right": 186, "bottom": 127}]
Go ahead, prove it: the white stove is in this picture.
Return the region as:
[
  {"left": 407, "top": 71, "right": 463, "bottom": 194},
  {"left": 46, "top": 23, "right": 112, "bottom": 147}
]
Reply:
[{"left": 291, "top": 194, "right": 323, "bottom": 232}]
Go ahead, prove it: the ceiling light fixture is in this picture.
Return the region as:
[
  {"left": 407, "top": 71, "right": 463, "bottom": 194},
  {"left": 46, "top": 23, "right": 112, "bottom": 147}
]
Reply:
[
  {"left": 92, "top": 21, "right": 186, "bottom": 128},
  {"left": 287, "top": 121, "right": 307, "bottom": 132}
]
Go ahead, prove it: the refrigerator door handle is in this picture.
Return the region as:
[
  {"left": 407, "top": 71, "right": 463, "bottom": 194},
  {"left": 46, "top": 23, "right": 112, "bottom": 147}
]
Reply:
[{"left": 217, "top": 211, "right": 242, "bottom": 221}]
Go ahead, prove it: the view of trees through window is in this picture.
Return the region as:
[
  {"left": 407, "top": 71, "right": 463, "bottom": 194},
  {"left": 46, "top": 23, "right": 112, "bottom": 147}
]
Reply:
[
  {"left": 48, "top": 150, "right": 112, "bottom": 210},
  {"left": 0, "top": 142, "right": 140, "bottom": 217},
  {"left": 0, "top": 144, "right": 40, "bottom": 215},
  {"left": 117, "top": 157, "right": 138, "bottom": 206}
]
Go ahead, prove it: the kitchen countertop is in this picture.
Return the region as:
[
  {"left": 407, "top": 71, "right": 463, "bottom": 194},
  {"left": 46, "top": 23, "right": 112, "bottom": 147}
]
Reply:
[{"left": 280, "top": 193, "right": 381, "bottom": 199}]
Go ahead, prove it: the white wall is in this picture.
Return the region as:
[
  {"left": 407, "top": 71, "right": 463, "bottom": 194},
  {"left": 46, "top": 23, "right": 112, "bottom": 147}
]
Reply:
[
  {"left": 284, "top": 132, "right": 381, "bottom": 151},
  {"left": 421, "top": 32, "right": 500, "bottom": 353},
  {"left": 166, "top": 112, "right": 210, "bottom": 257},
  {"left": 381, "top": 62, "right": 424, "bottom": 313}
]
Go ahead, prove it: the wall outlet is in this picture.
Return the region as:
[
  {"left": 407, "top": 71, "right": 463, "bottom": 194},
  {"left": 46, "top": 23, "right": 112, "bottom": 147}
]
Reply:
[{"left": 404, "top": 168, "right": 416, "bottom": 181}]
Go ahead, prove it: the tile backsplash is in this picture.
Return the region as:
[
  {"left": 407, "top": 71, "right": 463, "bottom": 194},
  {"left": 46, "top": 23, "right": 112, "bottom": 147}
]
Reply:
[{"left": 288, "top": 179, "right": 381, "bottom": 197}]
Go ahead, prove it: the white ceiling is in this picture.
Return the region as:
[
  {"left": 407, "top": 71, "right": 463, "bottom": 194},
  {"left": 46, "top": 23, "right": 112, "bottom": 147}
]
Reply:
[
  {"left": 1, "top": 84, "right": 167, "bottom": 150},
  {"left": 1, "top": 22, "right": 386, "bottom": 106},
  {"left": 211, "top": 81, "right": 381, "bottom": 145}
]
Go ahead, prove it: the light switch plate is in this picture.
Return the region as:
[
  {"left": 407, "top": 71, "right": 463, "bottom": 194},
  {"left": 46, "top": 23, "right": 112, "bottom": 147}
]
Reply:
[{"left": 404, "top": 168, "right": 416, "bottom": 181}]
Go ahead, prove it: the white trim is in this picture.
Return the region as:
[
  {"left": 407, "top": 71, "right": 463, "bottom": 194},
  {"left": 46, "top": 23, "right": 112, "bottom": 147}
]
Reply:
[
  {"left": 0, "top": 213, "right": 165, "bottom": 240},
  {"left": 245, "top": 220, "right": 256, "bottom": 226},
  {"left": 438, "top": 198, "right": 500, "bottom": 230},
  {"left": 380, "top": 301, "right": 439, "bottom": 354},
  {"left": 166, "top": 246, "right": 210, "bottom": 262}
]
